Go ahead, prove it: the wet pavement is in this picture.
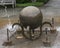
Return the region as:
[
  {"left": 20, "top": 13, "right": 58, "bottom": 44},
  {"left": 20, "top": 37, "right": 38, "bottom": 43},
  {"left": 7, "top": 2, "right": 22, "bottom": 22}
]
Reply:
[{"left": 0, "top": 0, "right": 60, "bottom": 48}]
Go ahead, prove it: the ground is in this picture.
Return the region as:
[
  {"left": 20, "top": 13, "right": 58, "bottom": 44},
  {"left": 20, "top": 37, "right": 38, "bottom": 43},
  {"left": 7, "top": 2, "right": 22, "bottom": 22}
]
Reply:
[{"left": 0, "top": 0, "right": 60, "bottom": 48}]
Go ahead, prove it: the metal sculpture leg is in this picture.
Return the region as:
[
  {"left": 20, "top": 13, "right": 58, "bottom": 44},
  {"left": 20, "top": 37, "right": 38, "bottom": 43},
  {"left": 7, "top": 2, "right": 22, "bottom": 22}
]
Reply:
[
  {"left": 32, "top": 29, "right": 35, "bottom": 37},
  {"left": 40, "top": 26, "right": 42, "bottom": 36},
  {"left": 43, "top": 28, "right": 51, "bottom": 46},
  {"left": 21, "top": 26, "right": 25, "bottom": 38},
  {"left": 12, "top": 23, "right": 42, "bottom": 40},
  {"left": 29, "top": 29, "right": 36, "bottom": 40},
  {"left": 29, "top": 28, "right": 32, "bottom": 40},
  {"left": 12, "top": 23, "right": 24, "bottom": 39},
  {"left": 2, "top": 29, "right": 12, "bottom": 46},
  {"left": 50, "top": 18, "right": 56, "bottom": 33},
  {"left": 21, "top": 26, "right": 32, "bottom": 40},
  {"left": 42, "top": 22, "right": 52, "bottom": 27},
  {"left": 22, "top": 26, "right": 43, "bottom": 40}
]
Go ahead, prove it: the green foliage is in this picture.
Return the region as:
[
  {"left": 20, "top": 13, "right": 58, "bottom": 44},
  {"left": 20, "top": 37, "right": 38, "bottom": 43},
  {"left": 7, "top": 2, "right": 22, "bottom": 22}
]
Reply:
[
  {"left": 37, "top": 0, "right": 49, "bottom": 4},
  {"left": 16, "top": 0, "right": 49, "bottom": 4},
  {"left": 16, "top": 2, "right": 43, "bottom": 7},
  {"left": 16, "top": 0, "right": 31, "bottom": 3}
]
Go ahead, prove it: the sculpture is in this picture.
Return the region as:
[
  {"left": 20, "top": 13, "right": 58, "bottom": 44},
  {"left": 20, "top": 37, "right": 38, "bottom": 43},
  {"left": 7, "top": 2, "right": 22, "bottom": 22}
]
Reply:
[{"left": 12, "top": 6, "right": 52, "bottom": 40}]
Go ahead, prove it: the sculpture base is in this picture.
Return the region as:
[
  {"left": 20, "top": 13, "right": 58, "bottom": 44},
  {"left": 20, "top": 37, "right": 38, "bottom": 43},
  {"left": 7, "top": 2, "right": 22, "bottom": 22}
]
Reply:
[
  {"left": 2, "top": 41, "right": 13, "bottom": 46},
  {"left": 43, "top": 40, "right": 51, "bottom": 46},
  {"left": 16, "top": 35, "right": 23, "bottom": 39},
  {"left": 50, "top": 29, "right": 56, "bottom": 33}
]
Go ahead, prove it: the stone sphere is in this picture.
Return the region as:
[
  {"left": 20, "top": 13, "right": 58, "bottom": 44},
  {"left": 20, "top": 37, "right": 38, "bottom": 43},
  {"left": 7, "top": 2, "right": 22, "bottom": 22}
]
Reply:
[
  {"left": 20, "top": 6, "right": 40, "bottom": 17},
  {"left": 20, "top": 6, "right": 43, "bottom": 29}
]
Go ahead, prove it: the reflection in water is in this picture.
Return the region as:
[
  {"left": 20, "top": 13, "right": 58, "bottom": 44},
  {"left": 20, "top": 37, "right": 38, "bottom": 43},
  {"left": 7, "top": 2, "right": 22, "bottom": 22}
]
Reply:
[
  {"left": 6, "top": 24, "right": 12, "bottom": 30},
  {"left": 56, "top": 27, "right": 60, "bottom": 32},
  {"left": 5, "top": 6, "right": 11, "bottom": 24}
]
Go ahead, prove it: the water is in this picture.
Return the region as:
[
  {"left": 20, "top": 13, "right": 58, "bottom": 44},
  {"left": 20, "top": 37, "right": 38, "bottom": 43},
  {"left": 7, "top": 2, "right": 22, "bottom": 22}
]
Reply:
[
  {"left": 41, "top": 0, "right": 60, "bottom": 26},
  {"left": 45, "top": 0, "right": 60, "bottom": 8}
]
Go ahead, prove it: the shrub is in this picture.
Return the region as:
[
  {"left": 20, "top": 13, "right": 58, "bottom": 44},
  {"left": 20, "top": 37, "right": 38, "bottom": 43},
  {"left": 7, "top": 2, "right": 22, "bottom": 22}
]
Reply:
[
  {"left": 16, "top": 0, "right": 31, "bottom": 3},
  {"left": 37, "top": 0, "right": 49, "bottom": 4},
  {"left": 16, "top": 0, "right": 49, "bottom": 4}
]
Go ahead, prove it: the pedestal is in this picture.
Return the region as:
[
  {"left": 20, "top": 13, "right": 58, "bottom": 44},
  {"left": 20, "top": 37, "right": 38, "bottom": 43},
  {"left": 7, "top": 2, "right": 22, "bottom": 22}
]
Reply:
[
  {"left": 2, "top": 41, "right": 13, "bottom": 46},
  {"left": 43, "top": 38, "right": 51, "bottom": 47},
  {"left": 50, "top": 28, "right": 56, "bottom": 33}
]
